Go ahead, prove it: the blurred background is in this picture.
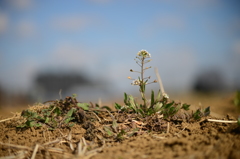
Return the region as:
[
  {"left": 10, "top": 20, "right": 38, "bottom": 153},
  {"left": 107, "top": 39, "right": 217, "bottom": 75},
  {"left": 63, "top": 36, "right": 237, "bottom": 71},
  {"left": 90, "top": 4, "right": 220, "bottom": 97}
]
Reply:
[{"left": 0, "top": 0, "right": 240, "bottom": 111}]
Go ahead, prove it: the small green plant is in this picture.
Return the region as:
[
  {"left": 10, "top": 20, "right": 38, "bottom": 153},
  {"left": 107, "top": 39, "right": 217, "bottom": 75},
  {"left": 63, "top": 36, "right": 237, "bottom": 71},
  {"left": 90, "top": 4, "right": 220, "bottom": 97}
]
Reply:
[
  {"left": 115, "top": 50, "right": 185, "bottom": 117},
  {"left": 115, "top": 50, "right": 210, "bottom": 119},
  {"left": 128, "top": 50, "right": 157, "bottom": 111},
  {"left": 192, "top": 106, "right": 210, "bottom": 120},
  {"left": 18, "top": 95, "right": 90, "bottom": 129}
]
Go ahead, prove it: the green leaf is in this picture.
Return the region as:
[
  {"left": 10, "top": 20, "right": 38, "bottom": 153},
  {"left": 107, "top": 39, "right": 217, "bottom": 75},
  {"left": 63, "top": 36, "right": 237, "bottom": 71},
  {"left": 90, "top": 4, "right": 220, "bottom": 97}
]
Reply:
[
  {"left": 54, "top": 107, "right": 62, "bottom": 115},
  {"left": 193, "top": 109, "right": 202, "bottom": 120},
  {"left": 151, "top": 90, "right": 154, "bottom": 106},
  {"left": 17, "top": 124, "right": 27, "bottom": 128},
  {"left": 169, "top": 106, "right": 176, "bottom": 115},
  {"left": 66, "top": 108, "right": 76, "bottom": 117},
  {"left": 45, "top": 117, "right": 50, "bottom": 123},
  {"left": 155, "top": 90, "right": 161, "bottom": 102},
  {"left": 182, "top": 104, "right": 190, "bottom": 111},
  {"left": 64, "top": 117, "right": 75, "bottom": 124},
  {"left": 77, "top": 103, "right": 89, "bottom": 110},
  {"left": 101, "top": 106, "right": 112, "bottom": 111},
  {"left": 26, "top": 120, "right": 35, "bottom": 127},
  {"left": 95, "top": 103, "right": 100, "bottom": 108},
  {"left": 35, "top": 123, "right": 42, "bottom": 127},
  {"left": 203, "top": 106, "right": 210, "bottom": 116},
  {"left": 154, "top": 102, "right": 163, "bottom": 112},
  {"left": 115, "top": 103, "right": 122, "bottom": 110},
  {"left": 137, "top": 108, "right": 145, "bottom": 116},
  {"left": 146, "top": 109, "right": 154, "bottom": 116},
  {"left": 124, "top": 92, "right": 128, "bottom": 105},
  {"left": 129, "top": 95, "right": 137, "bottom": 112},
  {"left": 42, "top": 109, "right": 51, "bottom": 116},
  {"left": 164, "top": 101, "right": 174, "bottom": 109}
]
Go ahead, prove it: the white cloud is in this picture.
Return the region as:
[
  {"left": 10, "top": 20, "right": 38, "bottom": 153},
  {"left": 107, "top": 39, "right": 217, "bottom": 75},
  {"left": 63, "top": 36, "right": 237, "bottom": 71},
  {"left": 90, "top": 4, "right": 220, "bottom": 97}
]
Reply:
[{"left": 0, "top": 13, "right": 8, "bottom": 34}]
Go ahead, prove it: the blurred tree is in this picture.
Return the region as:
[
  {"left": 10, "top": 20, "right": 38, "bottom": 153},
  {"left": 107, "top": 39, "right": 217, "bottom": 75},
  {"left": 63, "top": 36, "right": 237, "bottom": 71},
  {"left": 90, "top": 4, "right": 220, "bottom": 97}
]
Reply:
[
  {"left": 193, "top": 69, "right": 226, "bottom": 93},
  {"left": 35, "top": 72, "right": 94, "bottom": 93}
]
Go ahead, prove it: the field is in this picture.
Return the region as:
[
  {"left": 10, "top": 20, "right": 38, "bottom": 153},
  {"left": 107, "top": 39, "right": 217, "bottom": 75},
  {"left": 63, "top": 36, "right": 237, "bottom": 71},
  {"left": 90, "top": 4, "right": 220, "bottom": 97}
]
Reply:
[{"left": 0, "top": 92, "right": 240, "bottom": 159}]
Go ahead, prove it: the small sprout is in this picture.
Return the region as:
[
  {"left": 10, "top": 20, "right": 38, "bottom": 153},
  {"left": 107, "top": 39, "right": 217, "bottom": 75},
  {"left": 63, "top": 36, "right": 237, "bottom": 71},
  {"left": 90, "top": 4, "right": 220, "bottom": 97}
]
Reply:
[
  {"left": 204, "top": 106, "right": 211, "bottom": 116},
  {"left": 193, "top": 109, "right": 202, "bottom": 120},
  {"left": 193, "top": 107, "right": 211, "bottom": 120},
  {"left": 182, "top": 103, "right": 190, "bottom": 111}
]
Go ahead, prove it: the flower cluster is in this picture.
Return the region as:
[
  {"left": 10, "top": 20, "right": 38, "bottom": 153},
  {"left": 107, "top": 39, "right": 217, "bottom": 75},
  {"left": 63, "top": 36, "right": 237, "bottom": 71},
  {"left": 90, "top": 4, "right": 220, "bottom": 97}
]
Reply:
[
  {"left": 137, "top": 50, "right": 151, "bottom": 58},
  {"left": 131, "top": 79, "right": 141, "bottom": 85}
]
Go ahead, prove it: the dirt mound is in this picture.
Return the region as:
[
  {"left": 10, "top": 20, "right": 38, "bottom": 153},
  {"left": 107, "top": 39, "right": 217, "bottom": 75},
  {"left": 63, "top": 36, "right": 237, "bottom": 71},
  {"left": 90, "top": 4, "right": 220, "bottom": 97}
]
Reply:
[
  {"left": 0, "top": 94, "right": 240, "bottom": 159},
  {"left": 93, "top": 121, "right": 240, "bottom": 159}
]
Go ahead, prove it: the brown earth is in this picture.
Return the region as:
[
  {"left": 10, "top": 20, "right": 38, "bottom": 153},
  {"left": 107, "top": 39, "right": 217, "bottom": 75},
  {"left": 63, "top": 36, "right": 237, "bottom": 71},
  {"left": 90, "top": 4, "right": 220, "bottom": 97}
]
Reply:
[{"left": 0, "top": 92, "right": 240, "bottom": 159}]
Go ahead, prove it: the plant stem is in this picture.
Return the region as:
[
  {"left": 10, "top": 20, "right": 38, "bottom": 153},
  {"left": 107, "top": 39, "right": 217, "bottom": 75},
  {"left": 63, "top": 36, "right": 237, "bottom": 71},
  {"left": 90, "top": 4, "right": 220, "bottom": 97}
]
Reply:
[{"left": 140, "top": 57, "right": 146, "bottom": 110}]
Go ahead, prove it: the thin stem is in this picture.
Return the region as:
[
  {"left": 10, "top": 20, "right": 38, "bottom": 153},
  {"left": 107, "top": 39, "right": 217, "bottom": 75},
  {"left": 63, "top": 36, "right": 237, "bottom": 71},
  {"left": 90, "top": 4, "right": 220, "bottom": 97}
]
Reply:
[
  {"left": 136, "top": 62, "right": 141, "bottom": 67},
  {"left": 141, "top": 57, "right": 146, "bottom": 110}
]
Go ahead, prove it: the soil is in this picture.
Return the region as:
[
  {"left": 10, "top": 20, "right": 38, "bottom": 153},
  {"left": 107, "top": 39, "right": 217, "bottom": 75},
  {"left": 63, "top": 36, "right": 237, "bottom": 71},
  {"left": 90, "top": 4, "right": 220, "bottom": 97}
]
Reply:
[{"left": 0, "top": 93, "right": 240, "bottom": 159}]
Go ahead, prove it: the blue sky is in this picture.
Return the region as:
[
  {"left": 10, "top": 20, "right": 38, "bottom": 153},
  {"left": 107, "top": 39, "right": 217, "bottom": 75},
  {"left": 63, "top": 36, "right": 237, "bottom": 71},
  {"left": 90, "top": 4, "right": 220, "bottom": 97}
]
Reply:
[{"left": 0, "top": 0, "right": 240, "bottom": 101}]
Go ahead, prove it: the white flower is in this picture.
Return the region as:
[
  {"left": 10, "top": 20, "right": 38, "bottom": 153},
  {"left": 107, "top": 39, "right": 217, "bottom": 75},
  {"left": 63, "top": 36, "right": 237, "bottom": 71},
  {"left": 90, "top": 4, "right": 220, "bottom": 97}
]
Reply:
[
  {"left": 131, "top": 79, "right": 141, "bottom": 85},
  {"left": 137, "top": 50, "right": 151, "bottom": 58}
]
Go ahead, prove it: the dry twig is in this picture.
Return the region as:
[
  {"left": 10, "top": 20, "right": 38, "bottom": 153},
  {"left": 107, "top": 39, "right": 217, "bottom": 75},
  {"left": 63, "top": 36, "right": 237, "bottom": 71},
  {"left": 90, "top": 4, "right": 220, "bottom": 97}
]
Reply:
[
  {"left": 167, "top": 122, "right": 170, "bottom": 134},
  {"left": 31, "top": 144, "right": 39, "bottom": 159},
  {"left": 0, "top": 142, "right": 32, "bottom": 151},
  {"left": 207, "top": 119, "right": 237, "bottom": 123}
]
